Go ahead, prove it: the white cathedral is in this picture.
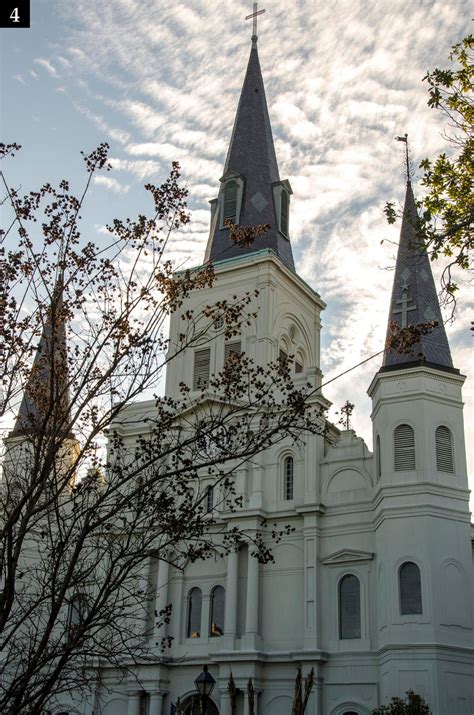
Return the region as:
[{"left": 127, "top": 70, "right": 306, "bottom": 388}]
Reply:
[{"left": 7, "top": 29, "right": 474, "bottom": 715}]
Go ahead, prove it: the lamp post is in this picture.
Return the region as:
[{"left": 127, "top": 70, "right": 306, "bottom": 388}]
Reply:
[{"left": 194, "top": 664, "right": 216, "bottom": 715}]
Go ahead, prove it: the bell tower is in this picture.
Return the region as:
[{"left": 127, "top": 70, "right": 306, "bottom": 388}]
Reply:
[{"left": 368, "top": 179, "right": 473, "bottom": 708}]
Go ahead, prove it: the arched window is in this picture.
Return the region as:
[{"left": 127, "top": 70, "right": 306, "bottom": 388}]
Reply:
[
  {"left": 206, "top": 485, "right": 214, "bottom": 513},
  {"left": 67, "top": 593, "right": 86, "bottom": 644},
  {"left": 209, "top": 585, "right": 225, "bottom": 637},
  {"left": 399, "top": 562, "right": 422, "bottom": 615},
  {"left": 376, "top": 435, "right": 381, "bottom": 481},
  {"left": 280, "top": 190, "right": 289, "bottom": 235},
  {"left": 394, "top": 424, "right": 415, "bottom": 471},
  {"left": 435, "top": 426, "right": 454, "bottom": 473},
  {"left": 284, "top": 456, "right": 294, "bottom": 500},
  {"left": 223, "top": 180, "right": 238, "bottom": 224},
  {"left": 187, "top": 587, "right": 202, "bottom": 637},
  {"left": 339, "top": 575, "right": 361, "bottom": 639}
]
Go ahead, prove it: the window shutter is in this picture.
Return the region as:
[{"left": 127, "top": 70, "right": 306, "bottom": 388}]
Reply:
[
  {"left": 394, "top": 424, "right": 415, "bottom": 471},
  {"left": 193, "top": 348, "right": 210, "bottom": 390},
  {"left": 280, "top": 190, "right": 289, "bottom": 235},
  {"left": 223, "top": 180, "right": 238, "bottom": 223},
  {"left": 224, "top": 341, "right": 241, "bottom": 363},
  {"left": 435, "top": 426, "right": 454, "bottom": 473}
]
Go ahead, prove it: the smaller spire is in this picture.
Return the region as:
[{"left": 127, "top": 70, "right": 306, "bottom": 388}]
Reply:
[
  {"left": 381, "top": 179, "right": 455, "bottom": 373},
  {"left": 10, "top": 278, "right": 73, "bottom": 438}
]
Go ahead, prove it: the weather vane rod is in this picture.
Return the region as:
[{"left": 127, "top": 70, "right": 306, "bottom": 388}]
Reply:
[
  {"left": 395, "top": 133, "right": 411, "bottom": 181},
  {"left": 246, "top": 2, "right": 266, "bottom": 43}
]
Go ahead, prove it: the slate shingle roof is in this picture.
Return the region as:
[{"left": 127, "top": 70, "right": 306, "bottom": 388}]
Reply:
[
  {"left": 204, "top": 41, "right": 295, "bottom": 271},
  {"left": 381, "top": 181, "right": 455, "bottom": 373}
]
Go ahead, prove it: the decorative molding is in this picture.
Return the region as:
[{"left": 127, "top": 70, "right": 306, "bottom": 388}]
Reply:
[{"left": 322, "top": 548, "right": 374, "bottom": 565}]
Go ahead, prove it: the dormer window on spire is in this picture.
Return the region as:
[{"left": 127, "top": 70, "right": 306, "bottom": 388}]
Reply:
[
  {"left": 218, "top": 171, "right": 245, "bottom": 229},
  {"left": 272, "top": 179, "right": 293, "bottom": 239},
  {"left": 223, "top": 180, "right": 238, "bottom": 223}
]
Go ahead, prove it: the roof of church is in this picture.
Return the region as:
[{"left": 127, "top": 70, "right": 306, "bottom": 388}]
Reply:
[
  {"left": 10, "top": 280, "right": 73, "bottom": 438},
  {"left": 381, "top": 180, "right": 455, "bottom": 373},
  {"left": 204, "top": 39, "right": 295, "bottom": 271}
]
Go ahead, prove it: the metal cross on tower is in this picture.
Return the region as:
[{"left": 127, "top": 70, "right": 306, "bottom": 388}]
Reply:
[
  {"left": 246, "top": 2, "right": 266, "bottom": 41},
  {"left": 395, "top": 133, "right": 412, "bottom": 182},
  {"left": 394, "top": 288, "right": 417, "bottom": 328},
  {"left": 339, "top": 400, "right": 355, "bottom": 431}
]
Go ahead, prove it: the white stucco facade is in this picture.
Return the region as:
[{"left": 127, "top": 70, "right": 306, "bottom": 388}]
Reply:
[{"left": 84, "top": 252, "right": 473, "bottom": 715}]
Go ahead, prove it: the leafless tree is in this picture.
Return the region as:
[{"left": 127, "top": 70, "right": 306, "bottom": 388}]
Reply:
[{"left": 0, "top": 142, "right": 327, "bottom": 714}]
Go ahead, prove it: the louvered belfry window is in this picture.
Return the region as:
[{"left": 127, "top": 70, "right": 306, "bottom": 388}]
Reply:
[
  {"left": 399, "top": 562, "right": 422, "bottom": 615},
  {"left": 394, "top": 424, "right": 415, "bottom": 471},
  {"left": 223, "top": 180, "right": 238, "bottom": 224},
  {"left": 280, "top": 190, "right": 289, "bottom": 235},
  {"left": 376, "top": 435, "right": 381, "bottom": 480},
  {"left": 435, "top": 426, "right": 454, "bottom": 473},
  {"left": 193, "top": 348, "right": 211, "bottom": 391},
  {"left": 224, "top": 341, "right": 241, "bottom": 363}
]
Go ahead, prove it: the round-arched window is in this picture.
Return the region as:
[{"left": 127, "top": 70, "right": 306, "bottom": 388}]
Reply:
[
  {"left": 284, "top": 456, "right": 294, "bottom": 500},
  {"left": 399, "top": 561, "right": 422, "bottom": 615},
  {"left": 187, "top": 587, "right": 202, "bottom": 638},
  {"left": 339, "top": 575, "right": 361, "bottom": 639},
  {"left": 209, "top": 585, "right": 225, "bottom": 637}
]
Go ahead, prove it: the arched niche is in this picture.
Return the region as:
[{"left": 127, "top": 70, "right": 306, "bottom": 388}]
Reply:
[{"left": 326, "top": 468, "right": 369, "bottom": 494}]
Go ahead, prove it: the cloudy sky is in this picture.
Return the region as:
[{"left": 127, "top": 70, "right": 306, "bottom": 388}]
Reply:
[{"left": 1, "top": 0, "right": 472, "bottom": 490}]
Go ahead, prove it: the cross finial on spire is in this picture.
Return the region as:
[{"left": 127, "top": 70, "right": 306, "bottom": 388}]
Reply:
[
  {"left": 245, "top": 2, "right": 266, "bottom": 46},
  {"left": 395, "top": 133, "right": 412, "bottom": 182}
]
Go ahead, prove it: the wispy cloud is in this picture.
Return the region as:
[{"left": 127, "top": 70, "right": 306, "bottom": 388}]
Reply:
[
  {"left": 5, "top": 0, "right": 472, "bottom": 478},
  {"left": 34, "top": 58, "right": 58, "bottom": 77},
  {"left": 93, "top": 175, "right": 130, "bottom": 193}
]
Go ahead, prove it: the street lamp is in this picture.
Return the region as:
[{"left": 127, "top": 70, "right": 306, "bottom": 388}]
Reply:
[{"left": 194, "top": 664, "right": 216, "bottom": 714}]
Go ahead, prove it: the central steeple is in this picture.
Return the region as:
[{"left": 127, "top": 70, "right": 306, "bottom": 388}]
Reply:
[{"left": 204, "top": 35, "right": 295, "bottom": 271}]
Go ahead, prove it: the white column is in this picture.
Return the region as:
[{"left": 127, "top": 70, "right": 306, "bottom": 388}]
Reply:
[
  {"left": 314, "top": 676, "right": 323, "bottom": 715},
  {"left": 127, "top": 692, "right": 141, "bottom": 715},
  {"left": 223, "top": 550, "right": 238, "bottom": 644},
  {"left": 154, "top": 558, "right": 170, "bottom": 647},
  {"left": 245, "top": 553, "right": 259, "bottom": 635},
  {"left": 219, "top": 691, "right": 232, "bottom": 715},
  {"left": 149, "top": 691, "right": 164, "bottom": 715}
]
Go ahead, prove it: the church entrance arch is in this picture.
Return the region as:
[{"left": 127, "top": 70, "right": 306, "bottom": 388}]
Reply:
[{"left": 181, "top": 695, "right": 219, "bottom": 714}]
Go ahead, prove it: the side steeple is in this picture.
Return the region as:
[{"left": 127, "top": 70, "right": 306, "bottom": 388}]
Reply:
[
  {"left": 204, "top": 35, "right": 295, "bottom": 271},
  {"left": 381, "top": 180, "right": 455, "bottom": 373},
  {"left": 10, "top": 279, "right": 73, "bottom": 438}
]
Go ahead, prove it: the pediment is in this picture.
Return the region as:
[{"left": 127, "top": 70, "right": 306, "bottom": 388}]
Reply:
[
  {"left": 322, "top": 549, "right": 374, "bottom": 566},
  {"left": 219, "top": 168, "right": 244, "bottom": 183}
]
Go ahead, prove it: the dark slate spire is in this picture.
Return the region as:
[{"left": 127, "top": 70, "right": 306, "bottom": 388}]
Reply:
[
  {"left": 204, "top": 40, "right": 295, "bottom": 270},
  {"left": 10, "top": 280, "right": 73, "bottom": 437},
  {"left": 381, "top": 181, "right": 455, "bottom": 372}
]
